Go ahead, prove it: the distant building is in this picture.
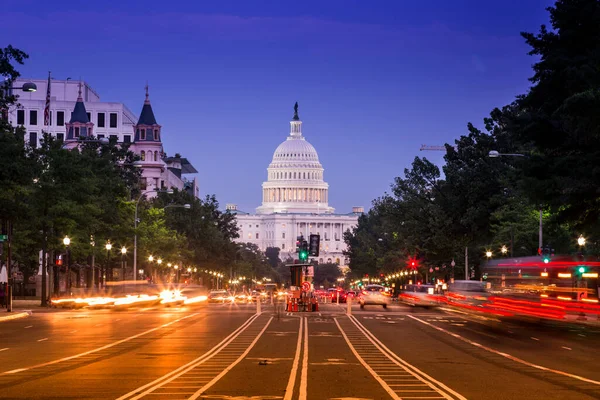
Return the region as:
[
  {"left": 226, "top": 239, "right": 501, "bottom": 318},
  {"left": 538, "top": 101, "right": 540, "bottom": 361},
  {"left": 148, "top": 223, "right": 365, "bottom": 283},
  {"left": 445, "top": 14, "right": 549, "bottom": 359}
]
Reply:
[
  {"left": 7, "top": 78, "right": 199, "bottom": 198},
  {"left": 228, "top": 103, "right": 362, "bottom": 266}
]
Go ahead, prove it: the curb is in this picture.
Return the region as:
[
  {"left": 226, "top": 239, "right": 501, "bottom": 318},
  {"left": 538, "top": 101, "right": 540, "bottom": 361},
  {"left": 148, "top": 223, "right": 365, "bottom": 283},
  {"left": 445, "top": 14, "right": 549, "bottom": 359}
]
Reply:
[{"left": 0, "top": 311, "right": 31, "bottom": 322}]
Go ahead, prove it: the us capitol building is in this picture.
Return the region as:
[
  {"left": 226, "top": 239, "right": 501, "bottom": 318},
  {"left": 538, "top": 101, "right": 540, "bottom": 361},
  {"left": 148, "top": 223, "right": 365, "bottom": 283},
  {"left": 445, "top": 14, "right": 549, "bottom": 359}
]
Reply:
[{"left": 227, "top": 103, "right": 363, "bottom": 266}]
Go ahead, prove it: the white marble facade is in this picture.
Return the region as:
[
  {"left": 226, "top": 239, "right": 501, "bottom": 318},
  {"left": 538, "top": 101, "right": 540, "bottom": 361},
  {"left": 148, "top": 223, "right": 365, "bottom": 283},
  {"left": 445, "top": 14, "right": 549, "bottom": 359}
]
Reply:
[{"left": 230, "top": 104, "right": 362, "bottom": 266}]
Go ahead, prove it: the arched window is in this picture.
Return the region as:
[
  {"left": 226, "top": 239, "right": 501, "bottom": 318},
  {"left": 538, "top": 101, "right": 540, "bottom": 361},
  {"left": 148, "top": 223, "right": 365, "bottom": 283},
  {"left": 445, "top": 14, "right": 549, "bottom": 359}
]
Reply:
[
  {"left": 303, "top": 172, "right": 306, "bottom": 179},
  {"left": 336, "top": 258, "right": 340, "bottom": 265},
  {"left": 154, "top": 151, "right": 158, "bottom": 161},
  {"left": 294, "top": 172, "right": 296, "bottom": 179},
  {"left": 141, "top": 151, "right": 145, "bottom": 161}
]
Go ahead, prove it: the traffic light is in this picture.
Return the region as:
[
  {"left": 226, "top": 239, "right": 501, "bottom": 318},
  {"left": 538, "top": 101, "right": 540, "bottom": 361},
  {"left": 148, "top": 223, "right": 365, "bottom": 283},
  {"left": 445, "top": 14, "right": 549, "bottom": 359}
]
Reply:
[
  {"left": 298, "top": 238, "right": 309, "bottom": 262},
  {"left": 541, "top": 246, "right": 554, "bottom": 264},
  {"left": 296, "top": 235, "right": 304, "bottom": 254},
  {"left": 309, "top": 234, "right": 320, "bottom": 256},
  {"left": 578, "top": 266, "right": 586, "bottom": 274}
]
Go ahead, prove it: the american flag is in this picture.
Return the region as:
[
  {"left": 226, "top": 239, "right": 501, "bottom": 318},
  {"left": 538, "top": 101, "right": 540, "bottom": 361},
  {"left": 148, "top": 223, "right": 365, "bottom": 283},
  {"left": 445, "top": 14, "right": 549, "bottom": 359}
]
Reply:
[{"left": 43, "top": 72, "right": 51, "bottom": 126}]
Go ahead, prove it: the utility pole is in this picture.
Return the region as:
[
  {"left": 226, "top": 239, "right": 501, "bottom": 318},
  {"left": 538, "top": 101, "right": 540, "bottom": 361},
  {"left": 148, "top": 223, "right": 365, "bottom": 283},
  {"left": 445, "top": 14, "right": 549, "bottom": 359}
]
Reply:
[
  {"left": 465, "top": 247, "right": 469, "bottom": 280},
  {"left": 539, "top": 207, "right": 543, "bottom": 249}
]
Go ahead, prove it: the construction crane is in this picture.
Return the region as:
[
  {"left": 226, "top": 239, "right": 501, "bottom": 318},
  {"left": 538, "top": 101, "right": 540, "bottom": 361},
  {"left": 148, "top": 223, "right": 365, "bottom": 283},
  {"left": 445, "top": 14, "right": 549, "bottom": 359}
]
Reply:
[{"left": 420, "top": 145, "right": 446, "bottom": 151}]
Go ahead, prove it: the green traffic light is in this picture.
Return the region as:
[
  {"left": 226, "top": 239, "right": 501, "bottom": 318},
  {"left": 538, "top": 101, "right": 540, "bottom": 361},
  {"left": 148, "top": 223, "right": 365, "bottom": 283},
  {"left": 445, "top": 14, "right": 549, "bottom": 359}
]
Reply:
[
  {"left": 579, "top": 266, "right": 586, "bottom": 273},
  {"left": 543, "top": 257, "right": 550, "bottom": 264}
]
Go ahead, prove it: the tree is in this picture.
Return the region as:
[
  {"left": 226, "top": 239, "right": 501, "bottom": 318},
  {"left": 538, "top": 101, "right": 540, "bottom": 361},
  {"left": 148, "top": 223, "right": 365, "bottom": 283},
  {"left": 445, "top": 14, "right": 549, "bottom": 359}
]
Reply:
[
  {"left": 265, "top": 247, "right": 281, "bottom": 269},
  {"left": 313, "top": 263, "right": 342, "bottom": 289},
  {"left": 509, "top": 0, "right": 600, "bottom": 236}
]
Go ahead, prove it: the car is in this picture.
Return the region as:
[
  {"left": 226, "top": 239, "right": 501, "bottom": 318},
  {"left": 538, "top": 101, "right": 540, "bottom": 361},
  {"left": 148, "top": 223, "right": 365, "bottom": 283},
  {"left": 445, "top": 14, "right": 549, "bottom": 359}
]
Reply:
[
  {"left": 328, "top": 288, "right": 347, "bottom": 303},
  {"left": 358, "top": 285, "right": 391, "bottom": 309},
  {"left": 208, "top": 290, "right": 231, "bottom": 303},
  {"left": 346, "top": 290, "right": 357, "bottom": 299},
  {"left": 398, "top": 284, "right": 441, "bottom": 308}
]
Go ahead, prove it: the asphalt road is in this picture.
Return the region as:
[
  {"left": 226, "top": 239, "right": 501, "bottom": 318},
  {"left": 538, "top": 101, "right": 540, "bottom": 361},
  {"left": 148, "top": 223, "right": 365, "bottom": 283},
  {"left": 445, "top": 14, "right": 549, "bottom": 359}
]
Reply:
[{"left": 1, "top": 300, "right": 600, "bottom": 399}]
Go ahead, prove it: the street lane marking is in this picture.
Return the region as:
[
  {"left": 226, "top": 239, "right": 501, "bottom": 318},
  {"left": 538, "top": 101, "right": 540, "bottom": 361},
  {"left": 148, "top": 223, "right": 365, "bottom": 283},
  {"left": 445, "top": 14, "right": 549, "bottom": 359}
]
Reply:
[
  {"left": 116, "top": 312, "right": 265, "bottom": 400},
  {"left": 5, "top": 368, "right": 28, "bottom": 374},
  {"left": 284, "top": 317, "right": 304, "bottom": 400},
  {"left": 189, "top": 317, "right": 274, "bottom": 399},
  {"left": 530, "top": 337, "right": 539, "bottom": 341},
  {"left": 2, "top": 312, "right": 199, "bottom": 375},
  {"left": 408, "top": 315, "right": 600, "bottom": 386},
  {"left": 562, "top": 346, "right": 572, "bottom": 350},
  {"left": 345, "top": 315, "right": 467, "bottom": 400},
  {"left": 335, "top": 318, "right": 401, "bottom": 400},
  {"left": 69, "top": 330, "right": 78, "bottom": 333},
  {"left": 300, "top": 317, "right": 308, "bottom": 400},
  {"left": 37, "top": 338, "right": 48, "bottom": 342},
  {"left": 24, "top": 325, "right": 33, "bottom": 329},
  {"left": 0, "top": 348, "right": 8, "bottom": 352}
]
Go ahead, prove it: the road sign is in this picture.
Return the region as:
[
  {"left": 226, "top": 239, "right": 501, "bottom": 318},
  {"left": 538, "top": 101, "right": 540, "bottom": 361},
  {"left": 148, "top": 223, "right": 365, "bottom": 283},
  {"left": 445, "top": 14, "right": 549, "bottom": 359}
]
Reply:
[
  {"left": 0, "top": 234, "right": 7, "bottom": 241},
  {"left": 302, "top": 281, "right": 311, "bottom": 292},
  {"left": 305, "top": 266, "right": 314, "bottom": 277}
]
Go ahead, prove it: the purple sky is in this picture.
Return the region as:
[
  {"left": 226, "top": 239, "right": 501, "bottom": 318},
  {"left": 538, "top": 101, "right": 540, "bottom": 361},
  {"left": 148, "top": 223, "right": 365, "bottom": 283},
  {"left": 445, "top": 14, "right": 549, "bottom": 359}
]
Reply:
[{"left": 1, "top": 0, "right": 553, "bottom": 213}]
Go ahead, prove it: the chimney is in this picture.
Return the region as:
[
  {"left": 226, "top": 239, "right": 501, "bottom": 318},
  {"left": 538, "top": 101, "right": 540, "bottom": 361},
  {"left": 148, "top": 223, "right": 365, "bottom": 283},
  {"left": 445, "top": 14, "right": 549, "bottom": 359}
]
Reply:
[
  {"left": 352, "top": 206, "right": 364, "bottom": 214},
  {"left": 226, "top": 204, "right": 238, "bottom": 211}
]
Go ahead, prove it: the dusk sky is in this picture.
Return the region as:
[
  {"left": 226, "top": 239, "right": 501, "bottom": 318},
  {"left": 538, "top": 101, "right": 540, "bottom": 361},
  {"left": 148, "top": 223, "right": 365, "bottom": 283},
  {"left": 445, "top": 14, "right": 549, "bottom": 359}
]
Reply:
[{"left": 2, "top": 0, "right": 553, "bottom": 213}]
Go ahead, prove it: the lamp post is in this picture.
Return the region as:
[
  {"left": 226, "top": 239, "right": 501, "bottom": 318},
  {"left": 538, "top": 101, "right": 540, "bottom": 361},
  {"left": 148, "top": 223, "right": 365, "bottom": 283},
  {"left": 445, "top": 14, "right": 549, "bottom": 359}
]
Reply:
[
  {"left": 90, "top": 236, "right": 95, "bottom": 290},
  {"left": 3, "top": 81, "right": 37, "bottom": 93},
  {"left": 105, "top": 241, "right": 112, "bottom": 285},
  {"left": 120, "top": 246, "right": 127, "bottom": 281},
  {"left": 578, "top": 235, "right": 586, "bottom": 247},
  {"left": 63, "top": 236, "right": 71, "bottom": 294},
  {"left": 133, "top": 189, "right": 173, "bottom": 283}
]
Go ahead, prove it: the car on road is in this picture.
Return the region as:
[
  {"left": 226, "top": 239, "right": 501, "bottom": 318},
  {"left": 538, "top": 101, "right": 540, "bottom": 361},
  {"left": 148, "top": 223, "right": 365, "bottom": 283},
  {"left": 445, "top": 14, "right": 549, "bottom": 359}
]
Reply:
[
  {"left": 208, "top": 290, "right": 231, "bottom": 303},
  {"left": 358, "top": 284, "right": 391, "bottom": 309},
  {"left": 398, "top": 284, "right": 441, "bottom": 308},
  {"left": 328, "top": 288, "right": 347, "bottom": 303}
]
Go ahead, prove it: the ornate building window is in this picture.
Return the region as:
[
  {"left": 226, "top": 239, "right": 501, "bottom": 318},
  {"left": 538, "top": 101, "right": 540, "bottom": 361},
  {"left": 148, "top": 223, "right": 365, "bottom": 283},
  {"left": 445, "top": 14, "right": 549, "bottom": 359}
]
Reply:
[
  {"left": 154, "top": 151, "right": 158, "bottom": 161},
  {"left": 140, "top": 129, "right": 146, "bottom": 140},
  {"left": 141, "top": 151, "right": 146, "bottom": 161}
]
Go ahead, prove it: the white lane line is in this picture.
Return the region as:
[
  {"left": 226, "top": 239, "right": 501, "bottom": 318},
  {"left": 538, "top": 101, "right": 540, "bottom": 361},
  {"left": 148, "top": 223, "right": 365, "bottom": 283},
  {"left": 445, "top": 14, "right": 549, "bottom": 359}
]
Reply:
[
  {"left": 334, "top": 318, "right": 401, "bottom": 400},
  {"left": 69, "top": 330, "right": 78, "bottom": 333},
  {"left": 5, "top": 368, "right": 28, "bottom": 374},
  {"left": 0, "top": 348, "right": 9, "bottom": 352},
  {"left": 530, "top": 337, "right": 539, "bottom": 341},
  {"left": 283, "top": 316, "right": 304, "bottom": 400},
  {"left": 24, "top": 325, "right": 33, "bottom": 329},
  {"left": 578, "top": 334, "right": 586, "bottom": 337},
  {"left": 115, "top": 313, "right": 261, "bottom": 400},
  {"left": 37, "top": 338, "right": 48, "bottom": 342},
  {"left": 408, "top": 315, "right": 600, "bottom": 386},
  {"left": 189, "top": 317, "right": 274, "bottom": 399},
  {"left": 2, "top": 313, "right": 199, "bottom": 375},
  {"left": 562, "top": 346, "right": 572, "bottom": 351},
  {"left": 299, "top": 317, "right": 309, "bottom": 400},
  {"left": 349, "top": 316, "right": 466, "bottom": 400}
]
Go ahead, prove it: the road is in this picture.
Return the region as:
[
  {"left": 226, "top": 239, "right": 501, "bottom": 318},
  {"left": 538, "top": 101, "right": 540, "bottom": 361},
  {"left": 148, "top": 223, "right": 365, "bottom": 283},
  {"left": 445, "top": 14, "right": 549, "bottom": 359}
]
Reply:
[{"left": 1, "top": 300, "right": 600, "bottom": 399}]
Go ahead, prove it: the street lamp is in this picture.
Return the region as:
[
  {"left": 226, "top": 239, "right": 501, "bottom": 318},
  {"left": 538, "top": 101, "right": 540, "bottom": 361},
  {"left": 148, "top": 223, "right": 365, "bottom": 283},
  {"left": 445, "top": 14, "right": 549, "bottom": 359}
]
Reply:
[
  {"left": 164, "top": 203, "right": 191, "bottom": 210},
  {"left": 4, "top": 81, "right": 37, "bottom": 92},
  {"left": 133, "top": 188, "right": 174, "bottom": 283},
  {"left": 485, "top": 250, "right": 492, "bottom": 258},
  {"left": 148, "top": 255, "right": 154, "bottom": 262},
  {"left": 63, "top": 236, "right": 71, "bottom": 293},
  {"left": 578, "top": 235, "right": 586, "bottom": 247},
  {"left": 120, "top": 246, "right": 127, "bottom": 280},
  {"left": 105, "top": 241, "right": 112, "bottom": 285},
  {"left": 501, "top": 245, "right": 508, "bottom": 255}
]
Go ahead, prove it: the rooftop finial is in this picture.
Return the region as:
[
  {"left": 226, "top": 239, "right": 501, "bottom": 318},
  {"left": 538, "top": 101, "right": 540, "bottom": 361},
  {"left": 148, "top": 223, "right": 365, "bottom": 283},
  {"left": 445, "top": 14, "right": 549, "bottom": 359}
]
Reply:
[
  {"left": 144, "top": 82, "right": 150, "bottom": 104},
  {"left": 292, "top": 102, "right": 299, "bottom": 121},
  {"left": 77, "top": 80, "right": 83, "bottom": 100}
]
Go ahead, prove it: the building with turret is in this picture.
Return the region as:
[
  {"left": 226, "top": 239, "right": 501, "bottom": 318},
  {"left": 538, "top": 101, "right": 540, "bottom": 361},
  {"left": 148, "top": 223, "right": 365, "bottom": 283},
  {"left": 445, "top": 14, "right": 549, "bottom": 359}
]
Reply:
[
  {"left": 6, "top": 78, "right": 199, "bottom": 197},
  {"left": 228, "top": 103, "right": 362, "bottom": 266}
]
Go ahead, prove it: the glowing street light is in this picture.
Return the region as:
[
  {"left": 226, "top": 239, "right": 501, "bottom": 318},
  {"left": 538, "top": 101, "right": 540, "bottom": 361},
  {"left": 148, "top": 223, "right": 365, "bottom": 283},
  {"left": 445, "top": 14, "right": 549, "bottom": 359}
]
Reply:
[
  {"left": 121, "top": 246, "right": 127, "bottom": 255},
  {"left": 501, "top": 245, "right": 508, "bottom": 255},
  {"left": 63, "top": 236, "right": 71, "bottom": 246},
  {"left": 485, "top": 251, "right": 492, "bottom": 258},
  {"left": 157, "top": 258, "right": 162, "bottom": 265},
  {"left": 105, "top": 241, "right": 112, "bottom": 251},
  {"left": 578, "top": 235, "right": 586, "bottom": 247},
  {"left": 148, "top": 255, "right": 154, "bottom": 262}
]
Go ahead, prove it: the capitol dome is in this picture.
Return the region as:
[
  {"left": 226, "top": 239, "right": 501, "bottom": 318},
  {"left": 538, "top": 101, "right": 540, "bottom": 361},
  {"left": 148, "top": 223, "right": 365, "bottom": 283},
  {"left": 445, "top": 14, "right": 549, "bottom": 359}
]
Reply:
[{"left": 256, "top": 103, "right": 334, "bottom": 215}]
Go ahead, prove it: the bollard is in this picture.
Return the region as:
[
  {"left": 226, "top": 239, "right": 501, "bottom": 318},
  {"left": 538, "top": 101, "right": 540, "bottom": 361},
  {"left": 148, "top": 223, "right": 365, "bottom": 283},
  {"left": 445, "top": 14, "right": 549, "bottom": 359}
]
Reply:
[
  {"left": 6, "top": 285, "right": 12, "bottom": 312},
  {"left": 347, "top": 296, "right": 352, "bottom": 316},
  {"left": 257, "top": 296, "right": 261, "bottom": 314}
]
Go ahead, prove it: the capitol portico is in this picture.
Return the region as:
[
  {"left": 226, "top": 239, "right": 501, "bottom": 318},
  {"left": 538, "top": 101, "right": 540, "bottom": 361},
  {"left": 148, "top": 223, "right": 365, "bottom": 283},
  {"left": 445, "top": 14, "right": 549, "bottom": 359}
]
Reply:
[{"left": 229, "top": 104, "right": 362, "bottom": 266}]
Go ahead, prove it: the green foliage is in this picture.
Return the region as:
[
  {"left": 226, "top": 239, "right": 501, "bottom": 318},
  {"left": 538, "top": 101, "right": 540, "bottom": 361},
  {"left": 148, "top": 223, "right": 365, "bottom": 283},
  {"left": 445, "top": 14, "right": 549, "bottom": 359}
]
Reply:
[{"left": 313, "top": 263, "right": 342, "bottom": 289}]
